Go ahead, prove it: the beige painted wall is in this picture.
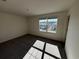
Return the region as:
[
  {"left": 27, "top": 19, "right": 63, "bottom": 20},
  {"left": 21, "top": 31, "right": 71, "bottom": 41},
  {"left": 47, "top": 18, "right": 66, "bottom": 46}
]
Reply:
[
  {"left": 28, "top": 11, "right": 68, "bottom": 42},
  {"left": 65, "top": 0, "right": 79, "bottom": 59},
  {"left": 0, "top": 12, "right": 28, "bottom": 43}
]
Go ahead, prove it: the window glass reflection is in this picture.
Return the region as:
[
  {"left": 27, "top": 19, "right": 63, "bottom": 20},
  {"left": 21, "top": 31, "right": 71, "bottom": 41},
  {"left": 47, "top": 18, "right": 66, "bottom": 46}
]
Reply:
[
  {"left": 45, "top": 43, "right": 61, "bottom": 58},
  {"left": 23, "top": 40, "right": 61, "bottom": 59},
  {"left": 23, "top": 47, "right": 42, "bottom": 59},
  {"left": 44, "top": 54, "right": 55, "bottom": 59},
  {"left": 33, "top": 40, "right": 45, "bottom": 50}
]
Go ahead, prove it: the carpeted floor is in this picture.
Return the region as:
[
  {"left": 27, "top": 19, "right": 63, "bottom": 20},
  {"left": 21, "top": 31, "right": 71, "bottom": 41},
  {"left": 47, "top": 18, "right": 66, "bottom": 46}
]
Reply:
[{"left": 0, "top": 34, "right": 67, "bottom": 59}]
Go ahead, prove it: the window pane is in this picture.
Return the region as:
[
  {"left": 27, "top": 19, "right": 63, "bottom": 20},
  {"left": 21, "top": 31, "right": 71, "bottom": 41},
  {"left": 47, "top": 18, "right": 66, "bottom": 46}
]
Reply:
[
  {"left": 23, "top": 47, "right": 42, "bottom": 59},
  {"left": 33, "top": 40, "right": 45, "bottom": 50},
  {"left": 39, "top": 19, "right": 47, "bottom": 32},
  {"left": 47, "top": 18, "right": 58, "bottom": 33},
  {"left": 45, "top": 43, "right": 61, "bottom": 58}
]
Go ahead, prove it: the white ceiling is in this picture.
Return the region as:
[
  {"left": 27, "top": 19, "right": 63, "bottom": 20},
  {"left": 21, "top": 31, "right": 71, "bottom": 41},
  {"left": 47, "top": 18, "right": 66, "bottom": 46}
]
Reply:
[{"left": 0, "top": 0, "right": 75, "bottom": 16}]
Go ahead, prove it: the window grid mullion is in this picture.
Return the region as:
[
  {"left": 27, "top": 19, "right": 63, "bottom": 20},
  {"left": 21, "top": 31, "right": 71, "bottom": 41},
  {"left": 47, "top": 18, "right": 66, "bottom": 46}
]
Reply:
[{"left": 46, "top": 18, "right": 48, "bottom": 32}]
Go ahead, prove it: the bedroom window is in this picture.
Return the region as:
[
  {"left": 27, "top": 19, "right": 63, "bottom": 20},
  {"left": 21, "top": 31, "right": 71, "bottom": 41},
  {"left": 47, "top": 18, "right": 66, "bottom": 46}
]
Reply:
[
  {"left": 39, "top": 19, "right": 47, "bottom": 32},
  {"left": 39, "top": 17, "right": 58, "bottom": 33}
]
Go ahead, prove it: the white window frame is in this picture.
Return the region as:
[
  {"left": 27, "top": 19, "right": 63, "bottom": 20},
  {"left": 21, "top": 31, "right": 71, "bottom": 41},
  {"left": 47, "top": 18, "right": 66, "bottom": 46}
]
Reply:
[{"left": 39, "top": 17, "right": 58, "bottom": 33}]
